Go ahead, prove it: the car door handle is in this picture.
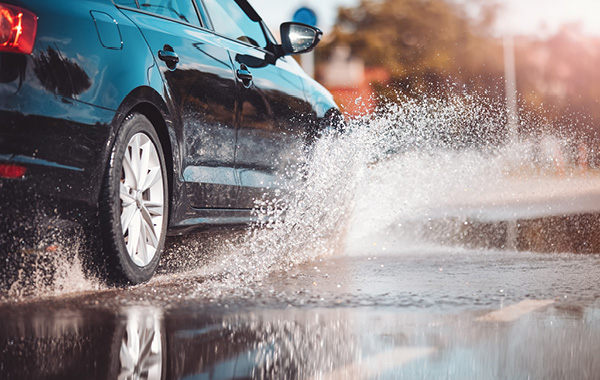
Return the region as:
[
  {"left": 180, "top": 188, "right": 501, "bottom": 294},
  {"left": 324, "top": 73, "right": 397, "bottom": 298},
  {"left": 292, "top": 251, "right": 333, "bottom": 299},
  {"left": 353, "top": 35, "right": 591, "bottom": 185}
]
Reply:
[
  {"left": 158, "top": 49, "right": 179, "bottom": 69},
  {"left": 236, "top": 65, "right": 253, "bottom": 82}
]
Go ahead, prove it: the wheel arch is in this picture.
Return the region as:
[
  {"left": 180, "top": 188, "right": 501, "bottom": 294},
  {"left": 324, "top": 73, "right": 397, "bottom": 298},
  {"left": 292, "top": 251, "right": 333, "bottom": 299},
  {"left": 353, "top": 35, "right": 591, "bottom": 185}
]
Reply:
[
  {"left": 109, "top": 86, "right": 180, "bottom": 226},
  {"left": 306, "top": 107, "right": 345, "bottom": 142},
  {"left": 321, "top": 107, "right": 345, "bottom": 131}
]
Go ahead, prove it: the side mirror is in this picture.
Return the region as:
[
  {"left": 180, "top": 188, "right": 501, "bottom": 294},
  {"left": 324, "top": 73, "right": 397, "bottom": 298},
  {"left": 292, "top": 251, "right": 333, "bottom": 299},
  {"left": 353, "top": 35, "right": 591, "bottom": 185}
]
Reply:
[{"left": 279, "top": 22, "right": 323, "bottom": 56}]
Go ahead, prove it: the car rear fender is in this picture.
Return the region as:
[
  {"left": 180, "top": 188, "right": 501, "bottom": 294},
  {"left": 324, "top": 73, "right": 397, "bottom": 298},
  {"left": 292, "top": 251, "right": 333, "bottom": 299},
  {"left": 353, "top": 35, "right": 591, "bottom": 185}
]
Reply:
[{"left": 109, "top": 86, "right": 183, "bottom": 228}]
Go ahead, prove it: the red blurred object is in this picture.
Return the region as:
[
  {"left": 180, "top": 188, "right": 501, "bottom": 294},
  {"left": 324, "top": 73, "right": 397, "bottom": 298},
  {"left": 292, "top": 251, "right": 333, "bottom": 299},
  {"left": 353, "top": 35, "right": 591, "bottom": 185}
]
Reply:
[
  {"left": 0, "top": 163, "right": 27, "bottom": 178},
  {"left": 0, "top": 3, "right": 37, "bottom": 54}
]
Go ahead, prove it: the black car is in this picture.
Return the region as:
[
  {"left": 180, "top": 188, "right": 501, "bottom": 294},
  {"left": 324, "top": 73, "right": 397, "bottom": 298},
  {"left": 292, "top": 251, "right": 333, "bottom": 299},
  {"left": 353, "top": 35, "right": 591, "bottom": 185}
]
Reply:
[{"left": 0, "top": 0, "right": 341, "bottom": 284}]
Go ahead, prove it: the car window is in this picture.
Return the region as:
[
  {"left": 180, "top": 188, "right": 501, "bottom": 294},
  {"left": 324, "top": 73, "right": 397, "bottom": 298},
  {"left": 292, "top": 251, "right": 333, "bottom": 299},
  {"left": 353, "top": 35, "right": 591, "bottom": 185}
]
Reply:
[
  {"left": 139, "top": 0, "right": 201, "bottom": 27},
  {"left": 199, "top": 0, "right": 267, "bottom": 48},
  {"left": 113, "top": 0, "right": 139, "bottom": 8}
]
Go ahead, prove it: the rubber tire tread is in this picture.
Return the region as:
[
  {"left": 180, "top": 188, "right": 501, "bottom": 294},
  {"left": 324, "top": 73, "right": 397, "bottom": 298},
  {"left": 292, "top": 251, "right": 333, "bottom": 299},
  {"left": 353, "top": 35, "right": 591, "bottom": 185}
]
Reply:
[{"left": 99, "top": 112, "right": 168, "bottom": 285}]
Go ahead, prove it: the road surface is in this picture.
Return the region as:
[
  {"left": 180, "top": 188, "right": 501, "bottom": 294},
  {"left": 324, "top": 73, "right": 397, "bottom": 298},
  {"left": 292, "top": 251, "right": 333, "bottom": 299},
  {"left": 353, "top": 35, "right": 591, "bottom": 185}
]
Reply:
[{"left": 2, "top": 154, "right": 600, "bottom": 379}]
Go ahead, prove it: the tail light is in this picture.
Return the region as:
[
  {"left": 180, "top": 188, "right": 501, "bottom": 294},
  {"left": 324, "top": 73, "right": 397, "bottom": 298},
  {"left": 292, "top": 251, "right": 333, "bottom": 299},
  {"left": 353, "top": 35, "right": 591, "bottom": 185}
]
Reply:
[
  {"left": 0, "top": 3, "right": 37, "bottom": 54},
  {"left": 0, "top": 163, "right": 27, "bottom": 178}
]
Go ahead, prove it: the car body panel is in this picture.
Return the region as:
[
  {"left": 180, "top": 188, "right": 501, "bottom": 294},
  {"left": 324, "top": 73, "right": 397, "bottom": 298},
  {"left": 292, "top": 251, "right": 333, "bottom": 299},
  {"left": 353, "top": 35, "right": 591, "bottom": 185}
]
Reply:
[
  {"left": 118, "top": 7, "right": 240, "bottom": 209},
  {"left": 0, "top": 0, "right": 166, "bottom": 232},
  {"left": 0, "top": 0, "right": 340, "bottom": 263},
  {"left": 223, "top": 39, "right": 315, "bottom": 208}
]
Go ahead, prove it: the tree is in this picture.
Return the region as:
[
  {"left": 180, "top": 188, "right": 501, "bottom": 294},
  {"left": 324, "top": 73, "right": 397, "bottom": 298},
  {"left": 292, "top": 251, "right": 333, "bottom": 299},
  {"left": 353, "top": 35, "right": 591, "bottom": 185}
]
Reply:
[{"left": 318, "top": 0, "right": 504, "bottom": 101}]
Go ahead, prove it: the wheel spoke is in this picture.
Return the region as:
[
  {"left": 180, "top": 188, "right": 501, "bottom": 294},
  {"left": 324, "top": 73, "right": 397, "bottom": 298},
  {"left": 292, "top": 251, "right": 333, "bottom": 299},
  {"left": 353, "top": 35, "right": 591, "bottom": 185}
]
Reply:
[
  {"left": 119, "top": 324, "right": 138, "bottom": 377},
  {"left": 123, "top": 137, "right": 139, "bottom": 190},
  {"left": 141, "top": 167, "right": 161, "bottom": 192},
  {"left": 137, "top": 139, "right": 151, "bottom": 193},
  {"left": 118, "top": 344, "right": 135, "bottom": 380},
  {"left": 119, "top": 343, "right": 134, "bottom": 369},
  {"left": 120, "top": 182, "right": 135, "bottom": 206},
  {"left": 143, "top": 354, "right": 162, "bottom": 372},
  {"left": 143, "top": 201, "right": 164, "bottom": 217},
  {"left": 138, "top": 329, "right": 156, "bottom": 365},
  {"left": 126, "top": 213, "right": 141, "bottom": 257},
  {"left": 145, "top": 221, "right": 159, "bottom": 250},
  {"left": 137, "top": 219, "right": 148, "bottom": 265},
  {"left": 140, "top": 205, "right": 159, "bottom": 249},
  {"left": 121, "top": 204, "right": 138, "bottom": 234}
]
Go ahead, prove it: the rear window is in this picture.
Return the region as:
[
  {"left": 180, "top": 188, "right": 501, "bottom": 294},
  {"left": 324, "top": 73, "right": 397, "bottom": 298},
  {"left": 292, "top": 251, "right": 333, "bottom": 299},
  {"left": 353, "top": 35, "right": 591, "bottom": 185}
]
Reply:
[
  {"left": 135, "top": 0, "right": 202, "bottom": 27},
  {"left": 112, "top": 0, "right": 138, "bottom": 7}
]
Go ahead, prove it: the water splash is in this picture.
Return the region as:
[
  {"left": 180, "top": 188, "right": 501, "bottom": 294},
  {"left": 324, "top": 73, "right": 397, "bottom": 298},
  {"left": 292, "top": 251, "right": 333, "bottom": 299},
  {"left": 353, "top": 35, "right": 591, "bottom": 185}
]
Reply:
[
  {"left": 152, "top": 94, "right": 528, "bottom": 298},
  {"left": 174, "top": 89, "right": 600, "bottom": 298},
  {"left": 0, "top": 218, "right": 101, "bottom": 301},
  {"left": 3, "top": 89, "right": 597, "bottom": 300}
]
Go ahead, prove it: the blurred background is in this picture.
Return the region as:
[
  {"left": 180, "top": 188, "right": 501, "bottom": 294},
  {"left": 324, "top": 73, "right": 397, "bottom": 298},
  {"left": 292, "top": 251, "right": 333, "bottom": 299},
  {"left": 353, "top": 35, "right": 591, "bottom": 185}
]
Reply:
[{"left": 251, "top": 0, "right": 600, "bottom": 152}]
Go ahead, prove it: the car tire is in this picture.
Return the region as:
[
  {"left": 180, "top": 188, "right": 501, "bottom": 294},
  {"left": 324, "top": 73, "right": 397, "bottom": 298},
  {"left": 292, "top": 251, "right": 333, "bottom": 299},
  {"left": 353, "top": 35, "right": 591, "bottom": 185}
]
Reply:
[{"left": 100, "top": 113, "right": 168, "bottom": 285}]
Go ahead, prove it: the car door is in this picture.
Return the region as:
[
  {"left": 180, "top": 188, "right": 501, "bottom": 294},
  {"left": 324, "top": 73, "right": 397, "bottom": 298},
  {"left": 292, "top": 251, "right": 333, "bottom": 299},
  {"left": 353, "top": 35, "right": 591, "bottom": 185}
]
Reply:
[
  {"left": 118, "top": 0, "right": 239, "bottom": 209},
  {"left": 199, "top": 0, "right": 315, "bottom": 208}
]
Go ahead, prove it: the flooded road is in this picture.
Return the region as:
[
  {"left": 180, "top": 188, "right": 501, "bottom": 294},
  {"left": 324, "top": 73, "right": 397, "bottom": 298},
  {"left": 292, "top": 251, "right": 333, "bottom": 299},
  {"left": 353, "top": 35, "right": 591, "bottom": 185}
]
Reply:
[
  {"left": 4, "top": 172, "right": 600, "bottom": 380},
  {"left": 3, "top": 99, "right": 600, "bottom": 379},
  {"left": 2, "top": 242, "right": 600, "bottom": 379}
]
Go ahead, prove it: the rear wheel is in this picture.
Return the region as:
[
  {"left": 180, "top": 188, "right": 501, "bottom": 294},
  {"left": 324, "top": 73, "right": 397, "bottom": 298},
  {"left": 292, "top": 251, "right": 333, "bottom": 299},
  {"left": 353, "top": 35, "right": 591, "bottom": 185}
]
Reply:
[{"left": 100, "top": 113, "right": 168, "bottom": 285}]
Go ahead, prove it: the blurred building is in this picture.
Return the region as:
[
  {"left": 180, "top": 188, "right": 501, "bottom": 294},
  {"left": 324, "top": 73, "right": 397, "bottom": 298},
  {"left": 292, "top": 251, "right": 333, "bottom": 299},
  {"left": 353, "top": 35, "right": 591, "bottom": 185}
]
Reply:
[{"left": 318, "top": 45, "right": 389, "bottom": 117}]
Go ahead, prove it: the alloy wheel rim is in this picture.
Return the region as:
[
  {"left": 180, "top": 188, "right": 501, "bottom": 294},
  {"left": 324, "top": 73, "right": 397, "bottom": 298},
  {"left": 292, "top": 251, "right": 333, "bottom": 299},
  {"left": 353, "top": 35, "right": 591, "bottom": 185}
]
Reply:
[
  {"left": 119, "top": 132, "right": 165, "bottom": 267},
  {"left": 118, "top": 310, "right": 163, "bottom": 380}
]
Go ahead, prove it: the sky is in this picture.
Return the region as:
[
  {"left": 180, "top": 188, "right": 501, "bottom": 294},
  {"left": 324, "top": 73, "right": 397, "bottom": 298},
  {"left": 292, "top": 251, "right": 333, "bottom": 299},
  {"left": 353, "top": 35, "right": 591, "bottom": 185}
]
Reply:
[
  {"left": 249, "top": 0, "right": 600, "bottom": 37},
  {"left": 249, "top": 0, "right": 359, "bottom": 34}
]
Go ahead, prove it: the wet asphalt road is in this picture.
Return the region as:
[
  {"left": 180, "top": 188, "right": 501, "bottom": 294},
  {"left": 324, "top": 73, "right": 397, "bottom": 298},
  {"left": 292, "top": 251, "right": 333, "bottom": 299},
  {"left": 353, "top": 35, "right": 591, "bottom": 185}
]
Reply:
[
  {"left": 1, "top": 238, "right": 600, "bottom": 379},
  {"left": 2, "top": 172, "right": 600, "bottom": 379}
]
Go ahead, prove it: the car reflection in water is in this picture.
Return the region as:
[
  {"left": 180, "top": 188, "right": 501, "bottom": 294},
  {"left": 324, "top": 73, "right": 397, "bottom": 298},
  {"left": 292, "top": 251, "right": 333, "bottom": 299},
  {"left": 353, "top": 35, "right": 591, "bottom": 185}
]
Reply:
[
  {"left": 3, "top": 212, "right": 600, "bottom": 379},
  {"left": 119, "top": 308, "right": 165, "bottom": 380},
  {"left": 0, "top": 304, "right": 356, "bottom": 380},
  {"left": 0, "top": 306, "right": 163, "bottom": 379}
]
